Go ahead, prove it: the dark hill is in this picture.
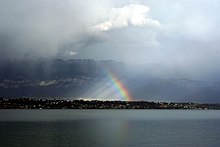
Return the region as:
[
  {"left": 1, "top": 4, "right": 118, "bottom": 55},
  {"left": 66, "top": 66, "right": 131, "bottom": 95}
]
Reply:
[{"left": 0, "top": 59, "right": 220, "bottom": 103}]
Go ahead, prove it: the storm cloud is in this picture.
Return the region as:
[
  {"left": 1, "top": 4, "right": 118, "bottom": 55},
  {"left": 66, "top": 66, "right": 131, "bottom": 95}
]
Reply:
[
  {"left": 0, "top": 0, "right": 220, "bottom": 81},
  {"left": 0, "top": 0, "right": 108, "bottom": 59}
]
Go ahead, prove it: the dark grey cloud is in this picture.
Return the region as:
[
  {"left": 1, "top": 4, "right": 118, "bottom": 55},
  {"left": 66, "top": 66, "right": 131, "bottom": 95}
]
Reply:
[
  {"left": 0, "top": 0, "right": 109, "bottom": 59},
  {"left": 0, "top": 0, "right": 220, "bottom": 81}
]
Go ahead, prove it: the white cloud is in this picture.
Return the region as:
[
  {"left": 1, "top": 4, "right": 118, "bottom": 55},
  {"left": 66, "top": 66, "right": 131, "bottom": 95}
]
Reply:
[
  {"left": 69, "top": 51, "right": 77, "bottom": 56},
  {"left": 94, "top": 3, "right": 160, "bottom": 31},
  {"left": 39, "top": 80, "right": 56, "bottom": 86}
]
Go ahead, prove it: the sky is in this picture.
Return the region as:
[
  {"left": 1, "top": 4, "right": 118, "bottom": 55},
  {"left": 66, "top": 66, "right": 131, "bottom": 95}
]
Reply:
[{"left": 0, "top": 0, "right": 220, "bottom": 81}]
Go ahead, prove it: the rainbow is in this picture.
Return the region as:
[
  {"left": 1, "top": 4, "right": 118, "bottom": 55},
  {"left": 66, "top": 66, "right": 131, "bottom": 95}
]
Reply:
[{"left": 105, "top": 69, "right": 133, "bottom": 101}]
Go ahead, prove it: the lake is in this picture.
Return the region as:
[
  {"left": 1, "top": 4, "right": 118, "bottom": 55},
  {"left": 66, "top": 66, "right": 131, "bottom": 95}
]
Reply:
[{"left": 0, "top": 110, "right": 220, "bottom": 147}]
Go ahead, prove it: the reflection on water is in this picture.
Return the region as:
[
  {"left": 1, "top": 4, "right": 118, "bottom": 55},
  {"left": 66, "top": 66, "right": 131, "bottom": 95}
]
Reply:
[
  {"left": 0, "top": 120, "right": 129, "bottom": 147},
  {"left": 0, "top": 110, "right": 220, "bottom": 147}
]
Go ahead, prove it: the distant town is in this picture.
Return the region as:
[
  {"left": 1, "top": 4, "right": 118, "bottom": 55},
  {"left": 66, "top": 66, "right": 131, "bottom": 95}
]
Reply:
[{"left": 1, "top": 98, "right": 220, "bottom": 109}]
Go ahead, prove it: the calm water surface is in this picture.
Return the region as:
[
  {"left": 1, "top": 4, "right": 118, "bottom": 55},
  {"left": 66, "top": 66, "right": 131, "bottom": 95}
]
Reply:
[{"left": 0, "top": 110, "right": 220, "bottom": 147}]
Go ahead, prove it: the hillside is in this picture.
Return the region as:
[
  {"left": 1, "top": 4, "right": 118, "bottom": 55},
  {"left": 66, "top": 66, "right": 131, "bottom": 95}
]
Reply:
[{"left": 0, "top": 59, "right": 220, "bottom": 103}]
